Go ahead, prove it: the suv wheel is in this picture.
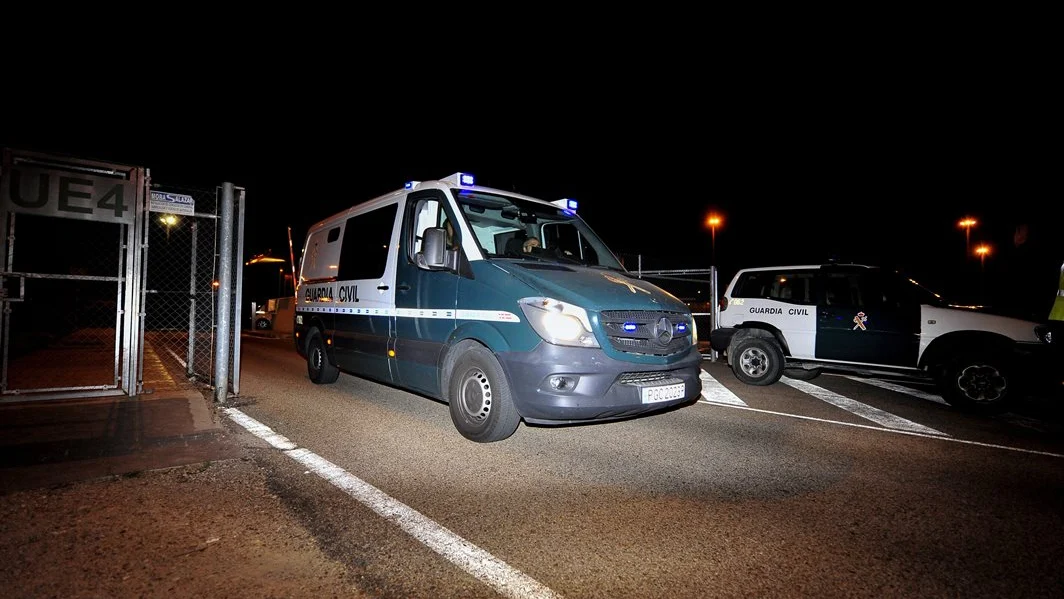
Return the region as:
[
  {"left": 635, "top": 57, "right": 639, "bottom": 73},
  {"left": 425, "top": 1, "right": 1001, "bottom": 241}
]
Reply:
[
  {"left": 940, "top": 353, "right": 1013, "bottom": 411},
  {"left": 730, "top": 336, "right": 785, "bottom": 386}
]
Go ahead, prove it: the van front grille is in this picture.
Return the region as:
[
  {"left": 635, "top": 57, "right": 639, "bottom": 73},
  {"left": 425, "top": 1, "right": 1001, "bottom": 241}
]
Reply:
[{"left": 600, "top": 310, "right": 692, "bottom": 356}]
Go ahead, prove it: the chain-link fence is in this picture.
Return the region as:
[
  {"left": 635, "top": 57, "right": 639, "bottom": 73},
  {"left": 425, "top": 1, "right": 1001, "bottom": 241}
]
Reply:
[
  {"left": 142, "top": 183, "right": 221, "bottom": 391},
  {"left": 3, "top": 214, "right": 124, "bottom": 391}
]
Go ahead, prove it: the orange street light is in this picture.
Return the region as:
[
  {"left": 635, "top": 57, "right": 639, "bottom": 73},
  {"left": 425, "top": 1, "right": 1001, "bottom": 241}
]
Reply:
[
  {"left": 705, "top": 213, "right": 723, "bottom": 264},
  {"left": 975, "top": 243, "right": 990, "bottom": 269},
  {"left": 958, "top": 217, "right": 977, "bottom": 257}
]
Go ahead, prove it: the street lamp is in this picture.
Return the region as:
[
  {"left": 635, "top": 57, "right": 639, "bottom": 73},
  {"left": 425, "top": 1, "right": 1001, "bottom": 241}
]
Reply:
[
  {"left": 705, "top": 213, "right": 723, "bottom": 265},
  {"left": 975, "top": 243, "right": 990, "bottom": 270},
  {"left": 958, "top": 217, "right": 977, "bottom": 258}
]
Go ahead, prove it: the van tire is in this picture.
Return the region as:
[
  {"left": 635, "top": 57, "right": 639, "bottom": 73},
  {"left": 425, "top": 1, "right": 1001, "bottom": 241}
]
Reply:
[
  {"left": 448, "top": 345, "right": 521, "bottom": 443},
  {"left": 731, "top": 336, "right": 784, "bottom": 386},
  {"left": 307, "top": 332, "right": 339, "bottom": 384},
  {"left": 255, "top": 318, "right": 272, "bottom": 330},
  {"left": 939, "top": 352, "right": 1013, "bottom": 412}
]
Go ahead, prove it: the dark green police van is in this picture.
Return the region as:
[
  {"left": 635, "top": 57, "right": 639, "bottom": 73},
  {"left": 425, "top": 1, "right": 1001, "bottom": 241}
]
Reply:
[{"left": 294, "top": 173, "right": 701, "bottom": 442}]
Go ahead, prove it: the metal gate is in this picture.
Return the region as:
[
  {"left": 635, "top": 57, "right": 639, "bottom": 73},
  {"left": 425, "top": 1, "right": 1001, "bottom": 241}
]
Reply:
[
  {"left": 1, "top": 148, "right": 245, "bottom": 402},
  {"left": 143, "top": 182, "right": 245, "bottom": 396},
  {"left": 0, "top": 149, "right": 146, "bottom": 399}
]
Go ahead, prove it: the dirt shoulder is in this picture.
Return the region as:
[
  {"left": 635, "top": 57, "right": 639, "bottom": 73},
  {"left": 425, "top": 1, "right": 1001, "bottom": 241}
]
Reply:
[{"left": 0, "top": 449, "right": 371, "bottom": 598}]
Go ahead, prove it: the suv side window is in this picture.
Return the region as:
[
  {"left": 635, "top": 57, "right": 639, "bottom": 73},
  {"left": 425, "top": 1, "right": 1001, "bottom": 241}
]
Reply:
[
  {"left": 820, "top": 270, "right": 903, "bottom": 309},
  {"left": 734, "top": 270, "right": 816, "bottom": 305},
  {"left": 821, "top": 272, "right": 860, "bottom": 307}
]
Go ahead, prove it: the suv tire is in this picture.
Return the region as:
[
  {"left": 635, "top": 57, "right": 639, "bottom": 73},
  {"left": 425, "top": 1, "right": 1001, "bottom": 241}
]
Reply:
[
  {"left": 939, "top": 352, "right": 1013, "bottom": 411},
  {"left": 730, "top": 336, "right": 785, "bottom": 386}
]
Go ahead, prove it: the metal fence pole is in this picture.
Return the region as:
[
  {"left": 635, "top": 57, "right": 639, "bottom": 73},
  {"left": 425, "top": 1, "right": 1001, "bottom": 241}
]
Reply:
[
  {"left": 230, "top": 188, "right": 246, "bottom": 396},
  {"left": 213, "top": 183, "right": 235, "bottom": 403},
  {"left": 186, "top": 221, "right": 198, "bottom": 377},
  {"left": 710, "top": 265, "right": 719, "bottom": 361}
]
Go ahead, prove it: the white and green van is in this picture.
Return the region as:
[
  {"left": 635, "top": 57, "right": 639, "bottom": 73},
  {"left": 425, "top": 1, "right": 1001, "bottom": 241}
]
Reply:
[{"left": 294, "top": 173, "right": 702, "bottom": 442}]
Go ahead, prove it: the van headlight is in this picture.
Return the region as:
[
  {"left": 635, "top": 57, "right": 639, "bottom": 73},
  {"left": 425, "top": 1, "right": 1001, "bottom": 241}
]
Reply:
[{"left": 518, "top": 297, "right": 600, "bottom": 348}]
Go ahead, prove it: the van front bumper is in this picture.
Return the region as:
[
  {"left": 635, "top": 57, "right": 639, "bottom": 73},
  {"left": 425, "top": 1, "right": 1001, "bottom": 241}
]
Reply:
[{"left": 497, "top": 343, "right": 703, "bottom": 425}]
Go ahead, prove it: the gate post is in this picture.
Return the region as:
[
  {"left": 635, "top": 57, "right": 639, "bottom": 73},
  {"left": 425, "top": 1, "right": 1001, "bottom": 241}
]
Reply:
[{"left": 213, "top": 182, "right": 235, "bottom": 403}]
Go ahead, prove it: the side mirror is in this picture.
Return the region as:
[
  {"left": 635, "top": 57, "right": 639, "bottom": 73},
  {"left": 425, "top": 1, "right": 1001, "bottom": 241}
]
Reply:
[{"left": 416, "top": 227, "right": 456, "bottom": 270}]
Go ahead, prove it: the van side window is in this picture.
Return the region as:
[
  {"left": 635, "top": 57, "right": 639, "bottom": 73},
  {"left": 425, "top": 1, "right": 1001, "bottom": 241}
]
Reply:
[
  {"left": 337, "top": 204, "right": 398, "bottom": 280},
  {"left": 326, "top": 227, "right": 340, "bottom": 243},
  {"left": 406, "top": 196, "right": 458, "bottom": 260},
  {"left": 734, "top": 270, "right": 815, "bottom": 305}
]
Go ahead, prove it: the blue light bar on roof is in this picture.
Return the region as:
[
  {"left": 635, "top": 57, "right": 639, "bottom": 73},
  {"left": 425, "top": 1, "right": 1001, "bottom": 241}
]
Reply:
[
  {"left": 405, "top": 181, "right": 421, "bottom": 189},
  {"left": 458, "top": 172, "right": 475, "bottom": 186},
  {"left": 564, "top": 198, "right": 578, "bottom": 211}
]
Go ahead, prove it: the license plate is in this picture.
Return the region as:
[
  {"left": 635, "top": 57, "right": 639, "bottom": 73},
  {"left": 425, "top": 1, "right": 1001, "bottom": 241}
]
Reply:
[{"left": 641, "top": 383, "right": 685, "bottom": 404}]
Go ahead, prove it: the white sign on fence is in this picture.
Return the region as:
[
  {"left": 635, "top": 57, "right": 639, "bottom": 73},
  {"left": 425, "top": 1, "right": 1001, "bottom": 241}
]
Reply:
[{"left": 150, "top": 191, "right": 196, "bottom": 215}]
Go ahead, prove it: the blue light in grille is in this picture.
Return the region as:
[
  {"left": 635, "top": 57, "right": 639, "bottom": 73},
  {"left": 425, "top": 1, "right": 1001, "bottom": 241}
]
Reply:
[
  {"left": 623, "top": 322, "right": 637, "bottom": 332},
  {"left": 677, "top": 323, "right": 688, "bottom": 333}
]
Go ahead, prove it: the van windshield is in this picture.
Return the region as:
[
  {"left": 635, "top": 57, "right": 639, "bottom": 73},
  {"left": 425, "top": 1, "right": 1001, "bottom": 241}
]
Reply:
[{"left": 451, "top": 189, "right": 624, "bottom": 271}]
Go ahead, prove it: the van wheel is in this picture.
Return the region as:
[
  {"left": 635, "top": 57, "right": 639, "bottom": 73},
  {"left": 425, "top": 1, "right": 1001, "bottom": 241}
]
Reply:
[
  {"left": 783, "top": 367, "right": 821, "bottom": 381},
  {"left": 940, "top": 353, "right": 1012, "bottom": 411},
  {"left": 255, "top": 318, "right": 272, "bottom": 330},
  {"left": 448, "top": 345, "right": 521, "bottom": 443},
  {"left": 731, "top": 336, "right": 784, "bottom": 386},
  {"left": 307, "top": 332, "right": 339, "bottom": 384}
]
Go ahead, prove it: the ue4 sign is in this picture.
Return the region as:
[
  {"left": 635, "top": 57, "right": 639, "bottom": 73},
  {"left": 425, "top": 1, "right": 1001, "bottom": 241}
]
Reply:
[
  {"left": 1, "top": 166, "right": 135, "bottom": 224},
  {"left": 150, "top": 191, "right": 196, "bottom": 216}
]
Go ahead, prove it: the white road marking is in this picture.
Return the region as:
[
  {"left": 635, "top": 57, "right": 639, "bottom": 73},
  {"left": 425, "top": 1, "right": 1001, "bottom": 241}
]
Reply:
[
  {"left": 225, "top": 408, "right": 298, "bottom": 450},
  {"left": 781, "top": 376, "right": 947, "bottom": 436},
  {"left": 699, "top": 370, "right": 748, "bottom": 406},
  {"left": 224, "top": 408, "right": 562, "bottom": 599},
  {"left": 699, "top": 402, "right": 1064, "bottom": 458},
  {"left": 844, "top": 376, "right": 949, "bottom": 405}
]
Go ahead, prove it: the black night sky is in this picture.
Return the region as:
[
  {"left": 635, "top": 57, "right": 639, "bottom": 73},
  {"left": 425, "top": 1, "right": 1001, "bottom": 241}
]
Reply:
[{"left": 3, "top": 50, "right": 1059, "bottom": 323}]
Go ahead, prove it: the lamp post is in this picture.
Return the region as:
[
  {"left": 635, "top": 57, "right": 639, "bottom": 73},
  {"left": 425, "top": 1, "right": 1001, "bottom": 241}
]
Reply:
[
  {"left": 975, "top": 244, "right": 990, "bottom": 303},
  {"left": 705, "top": 213, "right": 722, "bottom": 265},
  {"left": 975, "top": 244, "right": 990, "bottom": 270},
  {"left": 958, "top": 217, "right": 977, "bottom": 258}
]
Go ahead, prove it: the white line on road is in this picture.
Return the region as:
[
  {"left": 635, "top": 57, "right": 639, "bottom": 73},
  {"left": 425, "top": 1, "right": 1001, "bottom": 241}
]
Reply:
[
  {"left": 226, "top": 409, "right": 298, "bottom": 450},
  {"left": 224, "top": 408, "right": 562, "bottom": 599},
  {"left": 700, "top": 370, "right": 748, "bottom": 406},
  {"left": 781, "top": 376, "right": 947, "bottom": 436},
  {"left": 699, "top": 402, "right": 1064, "bottom": 458},
  {"left": 844, "top": 376, "right": 949, "bottom": 405}
]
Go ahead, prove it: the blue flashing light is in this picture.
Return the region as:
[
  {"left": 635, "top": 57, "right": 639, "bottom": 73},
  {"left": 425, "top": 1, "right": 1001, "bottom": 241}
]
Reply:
[
  {"left": 405, "top": 181, "right": 420, "bottom": 189},
  {"left": 677, "top": 323, "right": 688, "bottom": 333},
  {"left": 564, "top": 198, "right": 578, "bottom": 211},
  {"left": 459, "top": 172, "right": 475, "bottom": 186},
  {"left": 623, "top": 322, "right": 638, "bottom": 332}
]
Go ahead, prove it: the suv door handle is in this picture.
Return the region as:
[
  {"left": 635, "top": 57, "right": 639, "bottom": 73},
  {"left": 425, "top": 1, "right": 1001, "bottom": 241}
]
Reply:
[
  {"left": 397, "top": 283, "right": 411, "bottom": 291},
  {"left": 377, "top": 285, "right": 390, "bottom": 291}
]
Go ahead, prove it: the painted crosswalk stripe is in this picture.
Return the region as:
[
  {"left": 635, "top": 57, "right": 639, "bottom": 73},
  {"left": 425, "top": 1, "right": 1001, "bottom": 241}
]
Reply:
[
  {"left": 699, "top": 370, "right": 748, "bottom": 406},
  {"left": 844, "top": 376, "right": 949, "bottom": 406},
  {"left": 781, "top": 376, "right": 947, "bottom": 436}
]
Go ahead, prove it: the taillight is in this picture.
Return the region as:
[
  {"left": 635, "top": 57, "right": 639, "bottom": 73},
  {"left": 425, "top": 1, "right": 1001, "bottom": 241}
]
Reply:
[{"left": 719, "top": 296, "right": 728, "bottom": 311}]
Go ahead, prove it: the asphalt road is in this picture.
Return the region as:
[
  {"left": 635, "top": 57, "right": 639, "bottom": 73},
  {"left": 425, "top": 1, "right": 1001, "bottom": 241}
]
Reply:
[{"left": 227, "top": 335, "right": 1064, "bottom": 599}]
